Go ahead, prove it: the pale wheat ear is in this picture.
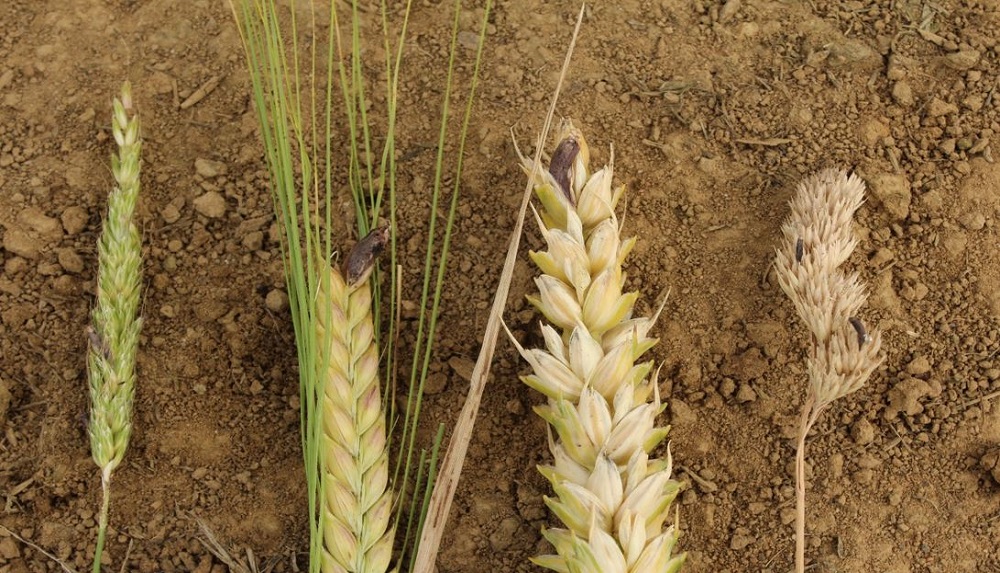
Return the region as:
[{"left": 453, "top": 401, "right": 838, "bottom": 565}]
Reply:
[
  {"left": 514, "top": 123, "right": 686, "bottom": 571},
  {"left": 774, "top": 168, "right": 883, "bottom": 573}
]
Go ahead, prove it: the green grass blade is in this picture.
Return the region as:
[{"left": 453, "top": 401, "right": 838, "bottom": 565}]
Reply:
[{"left": 405, "top": 424, "right": 446, "bottom": 572}]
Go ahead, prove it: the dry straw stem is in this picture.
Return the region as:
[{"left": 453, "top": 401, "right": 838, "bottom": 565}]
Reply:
[
  {"left": 410, "top": 6, "right": 585, "bottom": 571},
  {"left": 507, "top": 121, "right": 685, "bottom": 573},
  {"left": 314, "top": 227, "right": 395, "bottom": 573},
  {"left": 773, "top": 169, "right": 883, "bottom": 573},
  {"left": 87, "top": 80, "right": 143, "bottom": 573}
]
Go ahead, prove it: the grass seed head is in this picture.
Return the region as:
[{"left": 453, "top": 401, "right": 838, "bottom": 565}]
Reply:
[
  {"left": 774, "top": 168, "right": 883, "bottom": 407},
  {"left": 315, "top": 228, "right": 395, "bottom": 573},
  {"left": 89, "top": 81, "right": 143, "bottom": 478},
  {"left": 87, "top": 80, "right": 144, "bottom": 573},
  {"left": 514, "top": 120, "right": 686, "bottom": 573}
]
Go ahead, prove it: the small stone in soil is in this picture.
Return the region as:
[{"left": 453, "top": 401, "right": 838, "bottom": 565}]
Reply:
[
  {"left": 265, "top": 289, "right": 288, "bottom": 312},
  {"left": 423, "top": 372, "right": 448, "bottom": 395},
  {"left": 851, "top": 418, "right": 875, "bottom": 445},
  {"left": 194, "top": 158, "right": 227, "bottom": 178},
  {"left": 730, "top": 527, "right": 755, "bottom": 550},
  {"left": 57, "top": 248, "right": 84, "bottom": 274},
  {"left": 867, "top": 172, "right": 911, "bottom": 220},
  {"left": 61, "top": 206, "right": 89, "bottom": 235},
  {"left": 161, "top": 203, "right": 181, "bottom": 224},
  {"left": 193, "top": 191, "right": 226, "bottom": 218},
  {"left": 905, "top": 355, "right": 931, "bottom": 376},
  {"left": 3, "top": 228, "right": 38, "bottom": 258},
  {"left": 736, "top": 383, "right": 757, "bottom": 403}
]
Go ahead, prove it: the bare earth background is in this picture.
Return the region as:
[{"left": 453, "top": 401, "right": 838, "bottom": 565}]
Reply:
[{"left": 2, "top": 1, "right": 1000, "bottom": 572}]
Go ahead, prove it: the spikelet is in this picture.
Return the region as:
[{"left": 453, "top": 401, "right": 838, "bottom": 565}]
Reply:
[
  {"left": 510, "top": 120, "right": 685, "bottom": 573},
  {"left": 773, "top": 169, "right": 883, "bottom": 408},
  {"left": 315, "top": 227, "right": 395, "bottom": 573}
]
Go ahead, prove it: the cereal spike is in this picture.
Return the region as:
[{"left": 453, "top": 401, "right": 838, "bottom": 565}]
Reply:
[
  {"left": 774, "top": 169, "right": 883, "bottom": 407},
  {"left": 513, "top": 120, "right": 686, "bottom": 573},
  {"left": 773, "top": 169, "right": 884, "bottom": 573},
  {"left": 88, "top": 80, "right": 143, "bottom": 573},
  {"left": 317, "top": 230, "right": 395, "bottom": 573}
]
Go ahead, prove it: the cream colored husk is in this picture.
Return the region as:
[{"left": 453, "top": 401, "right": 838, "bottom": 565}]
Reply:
[
  {"left": 510, "top": 120, "right": 685, "bottom": 573},
  {"left": 773, "top": 169, "right": 883, "bottom": 408},
  {"left": 315, "top": 258, "right": 394, "bottom": 573}
]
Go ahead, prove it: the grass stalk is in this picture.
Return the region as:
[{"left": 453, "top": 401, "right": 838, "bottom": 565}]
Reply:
[
  {"left": 87, "top": 81, "right": 143, "bottom": 573},
  {"left": 411, "top": 7, "right": 583, "bottom": 570},
  {"left": 773, "top": 169, "right": 884, "bottom": 573},
  {"left": 93, "top": 475, "right": 111, "bottom": 573},
  {"left": 391, "top": 0, "right": 492, "bottom": 525}
]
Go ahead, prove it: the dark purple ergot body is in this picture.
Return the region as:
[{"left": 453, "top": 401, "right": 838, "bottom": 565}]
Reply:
[
  {"left": 345, "top": 225, "right": 390, "bottom": 286},
  {"left": 548, "top": 136, "right": 580, "bottom": 203},
  {"left": 86, "top": 325, "right": 110, "bottom": 361},
  {"left": 848, "top": 316, "right": 867, "bottom": 345}
]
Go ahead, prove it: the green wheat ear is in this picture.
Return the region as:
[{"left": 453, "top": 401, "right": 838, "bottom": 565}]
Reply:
[{"left": 87, "top": 80, "right": 143, "bottom": 573}]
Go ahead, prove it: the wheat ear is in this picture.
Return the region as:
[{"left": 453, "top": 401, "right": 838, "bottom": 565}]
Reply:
[
  {"left": 315, "top": 227, "right": 395, "bottom": 573},
  {"left": 507, "top": 120, "right": 685, "bottom": 573},
  {"left": 87, "top": 81, "right": 143, "bottom": 573},
  {"left": 773, "top": 169, "right": 883, "bottom": 573}
]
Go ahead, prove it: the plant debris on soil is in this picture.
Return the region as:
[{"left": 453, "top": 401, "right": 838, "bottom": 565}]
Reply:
[{"left": 1, "top": 1, "right": 999, "bottom": 572}]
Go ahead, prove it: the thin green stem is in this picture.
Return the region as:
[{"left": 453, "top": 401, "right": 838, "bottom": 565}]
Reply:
[
  {"left": 393, "top": 0, "right": 462, "bottom": 499},
  {"left": 92, "top": 473, "right": 111, "bottom": 573},
  {"left": 405, "top": 424, "right": 445, "bottom": 572},
  {"left": 351, "top": 0, "right": 376, "bottom": 224}
]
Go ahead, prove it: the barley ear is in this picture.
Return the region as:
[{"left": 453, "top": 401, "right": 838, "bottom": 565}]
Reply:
[
  {"left": 87, "top": 80, "right": 143, "bottom": 573},
  {"left": 315, "top": 227, "right": 395, "bottom": 573},
  {"left": 773, "top": 169, "right": 883, "bottom": 573},
  {"left": 514, "top": 120, "right": 686, "bottom": 573}
]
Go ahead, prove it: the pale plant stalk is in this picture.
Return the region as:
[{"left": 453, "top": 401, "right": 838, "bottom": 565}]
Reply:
[
  {"left": 87, "top": 81, "right": 143, "bottom": 573},
  {"left": 507, "top": 121, "right": 685, "bottom": 573},
  {"left": 314, "top": 227, "right": 395, "bottom": 573},
  {"left": 773, "top": 169, "right": 883, "bottom": 573}
]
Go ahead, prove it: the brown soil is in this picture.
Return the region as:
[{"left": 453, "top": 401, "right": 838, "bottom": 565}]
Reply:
[{"left": 2, "top": 1, "right": 1000, "bottom": 572}]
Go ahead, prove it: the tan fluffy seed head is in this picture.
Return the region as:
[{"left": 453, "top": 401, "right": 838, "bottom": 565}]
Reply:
[{"left": 774, "top": 169, "right": 883, "bottom": 407}]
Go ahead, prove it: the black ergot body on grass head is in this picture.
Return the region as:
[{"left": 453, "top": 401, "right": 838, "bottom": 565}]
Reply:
[
  {"left": 345, "top": 226, "right": 390, "bottom": 287},
  {"left": 848, "top": 316, "right": 868, "bottom": 346},
  {"left": 548, "top": 135, "right": 580, "bottom": 203}
]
